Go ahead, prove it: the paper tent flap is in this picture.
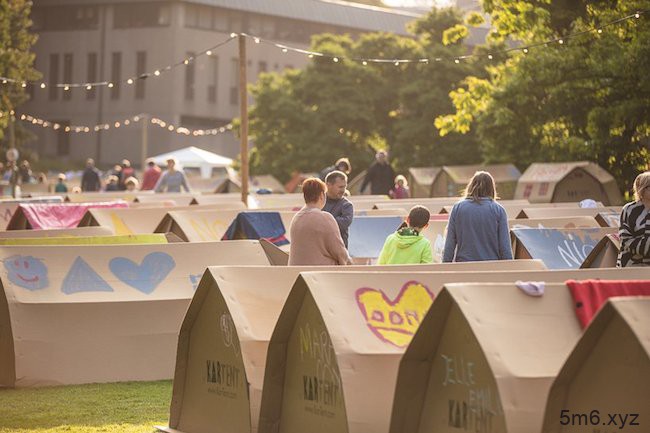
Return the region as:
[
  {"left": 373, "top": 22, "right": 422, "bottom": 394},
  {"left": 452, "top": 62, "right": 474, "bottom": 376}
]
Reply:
[
  {"left": 0, "top": 240, "right": 272, "bottom": 387},
  {"left": 542, "top": 297, "right": 650, "bottom": 432},
  {"left": 164, "top": 260, "right": 547, "bottom": 433},
  {"left": 512, "top": 227, "right": 617, "bottom": 269},
  {"left": 7, "top": 201, "right": 128, "bottom": 230}
]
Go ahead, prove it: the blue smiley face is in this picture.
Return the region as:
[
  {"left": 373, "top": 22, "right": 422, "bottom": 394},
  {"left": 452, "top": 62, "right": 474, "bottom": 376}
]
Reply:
[{"left": 4, "top": 255, "right": 49, "bottom": 291}]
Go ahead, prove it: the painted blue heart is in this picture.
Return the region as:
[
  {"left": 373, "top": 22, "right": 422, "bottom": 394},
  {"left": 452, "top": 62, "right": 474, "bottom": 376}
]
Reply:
[{"left": 109, "top": 252, "right": 176, "bottom": 294}]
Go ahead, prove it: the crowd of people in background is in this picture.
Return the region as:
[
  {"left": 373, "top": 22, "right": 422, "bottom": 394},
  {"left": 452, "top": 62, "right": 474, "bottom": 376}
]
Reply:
[
  {"left": 78, "top": 157, "right": 190, "bottom": 193},
  {"left": 291, "top": 159, "right": 514, "bottom": 267}
]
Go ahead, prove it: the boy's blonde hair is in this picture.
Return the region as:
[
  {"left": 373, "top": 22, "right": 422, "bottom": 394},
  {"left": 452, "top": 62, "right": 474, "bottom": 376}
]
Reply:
[
  {"left": 633, "top": 171, "right": 650, "bottom": 201},
  {"left": 464, "top": 171, "right": 497, "bottom": 202}
]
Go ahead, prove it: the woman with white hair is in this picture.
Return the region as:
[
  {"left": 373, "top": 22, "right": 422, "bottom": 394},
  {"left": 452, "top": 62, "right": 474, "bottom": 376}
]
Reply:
[
  {"left": 617, "top": 171, "right": 650, "bottom": 267},
  {"left": 154, "top": 158, "right": 190, "bottom": 193}
]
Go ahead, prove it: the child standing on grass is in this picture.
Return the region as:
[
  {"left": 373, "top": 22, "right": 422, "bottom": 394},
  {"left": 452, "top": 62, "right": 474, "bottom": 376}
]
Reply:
[{"left": 377, "top": 205, "right": 433, "bottom": 264}]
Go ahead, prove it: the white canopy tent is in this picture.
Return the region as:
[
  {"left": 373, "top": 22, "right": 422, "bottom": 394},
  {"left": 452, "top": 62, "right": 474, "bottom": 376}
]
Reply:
[{"left": 150, "top": 146, "right": 233, "bottom": 179}]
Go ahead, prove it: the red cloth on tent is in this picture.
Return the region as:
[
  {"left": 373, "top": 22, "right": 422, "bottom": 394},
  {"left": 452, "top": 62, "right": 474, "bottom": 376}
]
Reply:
[
  {"left": 13, "top": 201, "right": 128, "bottom": 229},
  {"left": 566, "top": 279, "right": 650, "bottom": 328}
]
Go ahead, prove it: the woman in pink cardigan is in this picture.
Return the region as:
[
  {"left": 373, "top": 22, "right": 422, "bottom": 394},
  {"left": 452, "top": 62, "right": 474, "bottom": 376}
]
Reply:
[{"left": 288, "top": 178, "right": 352, "bottom": 266}]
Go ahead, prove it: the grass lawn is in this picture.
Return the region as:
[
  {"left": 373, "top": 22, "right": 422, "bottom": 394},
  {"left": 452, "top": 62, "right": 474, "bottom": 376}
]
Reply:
[{"left": 0, "top": 380, "right": 172, "bottom": 433}]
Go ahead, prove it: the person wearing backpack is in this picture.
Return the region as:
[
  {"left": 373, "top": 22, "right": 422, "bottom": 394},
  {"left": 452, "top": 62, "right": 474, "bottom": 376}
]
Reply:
[{"left": 377, "top": 205, "right": 433, "bottom": 264}]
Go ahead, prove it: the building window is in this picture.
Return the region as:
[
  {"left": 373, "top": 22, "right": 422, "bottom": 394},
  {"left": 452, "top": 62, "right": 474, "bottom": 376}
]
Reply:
[
  {"left": 135, "top": 51, "right": 146, "bottom": 99},
  {"left": 63, "top": 53, "right": 73, "bottom": 101},
  {"left": 32, "top": 6, "right": 99, "bottom": 31},
  {"left": 57, "top": 121, "right": 70, "bottom": 156},
  {"left": 114, "top": 2, "right": 171, "bottom": 28},
  {"left": 208, "top": 56, "right": 218, "bottom": 103},
  {"left": 230, "top": 58, "right": 239, "bottom": 105},
  {"left": 111, "top": 52, "right": 121, "bottom": 100},
  {"left": 48, "top": 54, "right": 59, "bottom": 101},
  {"left": 213, "top": 10, "right": 229, "bottom": 32},
  {"left": 258, "top": 61, "right": 267, "bottom": 74},
  {"left": 87, "top": 52, "right": 97, "bottom": 100},
  {"left": 185, "top": 52, "right": 195, "bottom": 101}
]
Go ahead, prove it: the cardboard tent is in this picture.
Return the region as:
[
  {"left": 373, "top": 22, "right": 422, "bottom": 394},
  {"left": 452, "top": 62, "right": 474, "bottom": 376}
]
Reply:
[
  {"left": 579, "top": 233, "right": 620, "bottom": 268},
  {"left": 542, "top": 298, "right": 650, "bottom": 432},
  {"left": 191, "top": 194, "right": 247, "bottom": 207},
  {"left": 79, "top": 205, "right": 242, "bottom": 235},
  {"left": 214, "top": 175, "right": 286, "bottom": 194},
  {"left": 431, "top": 164, "right": 521, "bottom": 199},
  {"left": 512, "top": 227, "right": 617, "bottom": 269},
  {"left": 407, "top": 167, "right": 441, "bottom": 198},
  {"left": 150, "top": 146, "right": 233, "bottom": 179},
  {"left": 160, "top": 260, "right": 545, "bottom": 433},
  {"left": 222, "top": 212, "right": 291, "bottom": 246},
  {"left": 390, "top": 282, "right": 580, "bottom": 433},
  {"left": 6, "top": 201, "right": 128, "bottom": 230},
  {"left": 390, "top": 270, "right": 650, "bottom": 433},
  {"left": 66, "top": 192, "right": 139, "bottom": 203},
  {"left": 595, "top": 211, "right": 620, "bottom": 227},
  {"left": 517, "top": 206, "right": 620, "bottom": 221},
  {"left": 155, "top": 209, "right": 295, "bottom": 243},
  {"left": 0, "top": 240, "right": 274, "bottom": 387},
  {"left": 259, "top": 265, "right": 576, "bottom": 433},
  {"left": 0, "top": 226, "right": 113, "bottom": 239},
  {"left": 509, "top": 216, "right": 601, "bottom": 229},
  {"left": 0, "top": 234, "right": 169, "bottom": 246},
  {"left": 0, "top": 196, "right": 64, "bottom": 231},
  {"left": 135, "top": 194, "right": 198, "bottom": 206},
  {"left": 514, "top": 161, "right": 623, "bottom": 205}
]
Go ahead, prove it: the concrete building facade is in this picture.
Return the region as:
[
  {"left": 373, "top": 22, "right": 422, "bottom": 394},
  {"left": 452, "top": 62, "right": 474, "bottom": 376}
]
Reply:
[{"left": 24, "top": 0, "right": 420, "bottom": 167}]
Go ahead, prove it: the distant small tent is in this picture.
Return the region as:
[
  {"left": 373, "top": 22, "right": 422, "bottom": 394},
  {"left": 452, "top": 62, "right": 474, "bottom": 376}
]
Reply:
[
  {"left": 514, "top": 161, "right": 622, "bottom": 205},
  {"left": 431, "top": 164, "right": 521, "bottom": 199},
  {"left": 408, "top": 167, "right": 441, "bottom": 198},
  {"left": 215, "top": 174, "right": 285, "bottom": 194},
  {"left": 150, "top": 146, "right": 233, "bottom": 179}
]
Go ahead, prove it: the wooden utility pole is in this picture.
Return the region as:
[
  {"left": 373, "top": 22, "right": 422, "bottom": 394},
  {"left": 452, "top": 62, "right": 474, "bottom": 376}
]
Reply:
[
  {"left": 238, "top": 35, "right": 249, "bottom": 205},
  {"left": 141, "top": 113, "right": 148, "bottom": 173}
]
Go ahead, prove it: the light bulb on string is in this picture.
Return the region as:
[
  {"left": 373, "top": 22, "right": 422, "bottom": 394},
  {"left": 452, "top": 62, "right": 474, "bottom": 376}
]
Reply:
[
  {"left": 127, "top": 78, "right": 134, "bottom": 84},
  {"left": 488, "top": 54, "right": 493, "bottom": 60},
  {"left": 362, "top": 60, "right": 368, "bottom": 66},
  {"left": 558, "top": 39, "right": 564, "bottom": 44},
  {"left": 635, "top": 12, "right": 640, "bottom": 18},
  {"left": 254, "top": 38, "right": 260, "bottom": 44},
  {"left": 64, "top": 85, "right": 70, "bottom": 91},
  {"left": 597, "top": 28, "right": 603, "bottom": 34},
  {"left": 154, "top": 70, "right": 161, "bottom": 76},
  {"left": 40, "top": 83, "right": 46, "bottom": 89},
  {"left": 454, "top": 59, "right": 460, "bottom": 64},
  {"left": 333, "top": 57, "right": 339, "bottom": 63},
  {"left": 206, "top": 50, "right": 212, "bottom": 56},
  {"left": 108, "top": 82, "right": 114, "bottom": 88},
  {"left": 86, "top": 84, "right": 92, "bottom": 90},
  {"left": 523, "top": 48, "right": 529, "bottom": 54},
  {"left": 21, "top": 82, "right": 27, "bottom": 88}
]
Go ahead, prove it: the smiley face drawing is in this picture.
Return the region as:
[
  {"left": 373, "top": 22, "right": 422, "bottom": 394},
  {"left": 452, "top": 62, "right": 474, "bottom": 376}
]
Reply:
[{"left": 4, "top": 255, "right": 49, "bottom": 291}]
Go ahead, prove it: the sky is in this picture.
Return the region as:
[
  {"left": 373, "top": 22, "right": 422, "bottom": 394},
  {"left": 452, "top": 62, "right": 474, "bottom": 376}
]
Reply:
[{"left": 382, "top": 0, "right": 454, "bottom": 7}]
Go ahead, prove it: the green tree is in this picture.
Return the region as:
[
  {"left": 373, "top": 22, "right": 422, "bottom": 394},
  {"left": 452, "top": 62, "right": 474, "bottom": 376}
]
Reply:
[
  {"left": 0, "top": 0, "right": 40, "bottom": 143},
  {"left": 437, "top": 0, "right": 650, "bottom": 193},
  {"left": 246, "top": 7, "right": 483, "bottom": 182}
]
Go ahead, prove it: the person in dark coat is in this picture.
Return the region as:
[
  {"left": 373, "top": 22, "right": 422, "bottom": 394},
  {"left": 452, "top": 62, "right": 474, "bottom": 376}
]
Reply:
[
  {"left": 81, "top": 158, "right": 102, "bottom": 192},
  {"left": 360, "top": 150, "right": 395, "bottom": 195},
  {"left": 319, "top": 157, "right": 351, "bottom": 181},
  {"left": 322, "top": 170, "right": 354, "bottom": 248}
]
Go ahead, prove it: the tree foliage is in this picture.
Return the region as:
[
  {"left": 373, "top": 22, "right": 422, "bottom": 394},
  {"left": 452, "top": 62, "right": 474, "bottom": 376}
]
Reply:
[
  {"left": 437, "top": 0, "right": 650, "bottom": 193},
  {"left": 0, "top": 0, "right": 39, "bottom": 140},
  {"left": 246, "top": 8, "right": 483, "bottom": 182}
]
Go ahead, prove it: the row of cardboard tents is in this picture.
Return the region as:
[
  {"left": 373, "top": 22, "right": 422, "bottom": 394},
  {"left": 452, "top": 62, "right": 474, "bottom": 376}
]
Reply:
[{"left": 0, "top": 189, "right": 646, "bottom": 433}]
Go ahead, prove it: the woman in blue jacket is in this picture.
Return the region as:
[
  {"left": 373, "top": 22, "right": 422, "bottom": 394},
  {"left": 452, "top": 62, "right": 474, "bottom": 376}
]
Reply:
[{"left": 442, "top": 171, "right": 512, "bottom": 262}]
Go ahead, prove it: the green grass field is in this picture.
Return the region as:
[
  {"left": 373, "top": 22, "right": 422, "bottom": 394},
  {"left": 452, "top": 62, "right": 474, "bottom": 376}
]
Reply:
[{"left": 0, "top": 380, "right": 172, "bottom": 433}]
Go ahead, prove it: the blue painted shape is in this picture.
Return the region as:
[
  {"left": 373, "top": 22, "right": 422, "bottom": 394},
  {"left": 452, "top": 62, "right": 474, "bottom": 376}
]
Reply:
[
  {"left": 348, "top": 216, "right": 404, "bottom": 258},
  {"left": 512, "top": 228, "right": 606, "bottom": 270},
  {"left": 189, "top": 273, "right": 202, "bottom": 291},
  {"left": 61, "top": 256, "right": 113, "bottom": 294},
  {"left": 109, "top": 252, "right": 176, "bottom": 294},
  {"left": 4, "top": 255, "right": 49, "bottom": 291}
]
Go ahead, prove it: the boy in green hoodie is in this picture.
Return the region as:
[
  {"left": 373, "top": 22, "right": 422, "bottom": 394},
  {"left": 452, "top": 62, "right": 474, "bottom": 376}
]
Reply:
[{"left": 377, "top": 205, "right": 433, "bottom": 264}]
